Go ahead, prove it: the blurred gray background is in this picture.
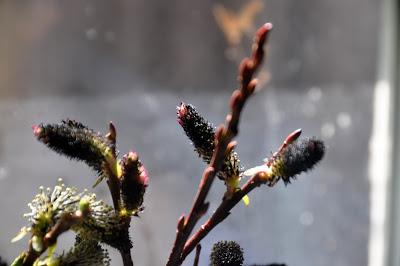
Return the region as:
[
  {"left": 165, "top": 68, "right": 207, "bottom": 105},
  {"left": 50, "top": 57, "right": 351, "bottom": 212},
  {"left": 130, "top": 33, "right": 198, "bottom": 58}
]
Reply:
[{"left": 0, "top": 0, "right": 379, "bottom": 265}]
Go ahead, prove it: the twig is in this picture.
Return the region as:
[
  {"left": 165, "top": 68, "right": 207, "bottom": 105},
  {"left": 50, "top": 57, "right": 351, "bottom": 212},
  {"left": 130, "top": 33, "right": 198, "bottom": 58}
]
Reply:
[
  {"left": 166, "top": 22, "right": 273, "bottom": 266},
  {"left": 182, "top": 172, "right": 269, "bottom": 260},
  {"left": 23, "top": 209, "right": 88, "bottom": 266},
  {"left": 120, "top": 251, "right": 134, "bottom": 266},
  {"left": 105, "top": 165, "right": 122, "bottom": 212},
  {"left": 106, "top": 122, "right": 134, "bottom": 266},
  {"left": 182, "top": 128, "right": 303, "bottom": 258},
  {"left": 181, "top": 128, "right": 303, "bottom": 259},
  {"left": 193, "top": 244, "right": 201, "bottom": 266},
  {"left": 105, "top": 121, "right": 122, "bottom": 211}
]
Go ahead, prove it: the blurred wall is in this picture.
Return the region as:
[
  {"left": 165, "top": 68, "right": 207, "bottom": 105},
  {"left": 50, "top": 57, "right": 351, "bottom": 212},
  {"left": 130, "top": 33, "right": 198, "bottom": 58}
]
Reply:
[{"left": 0, "top": 0, "right": 379, "bottom": 97}]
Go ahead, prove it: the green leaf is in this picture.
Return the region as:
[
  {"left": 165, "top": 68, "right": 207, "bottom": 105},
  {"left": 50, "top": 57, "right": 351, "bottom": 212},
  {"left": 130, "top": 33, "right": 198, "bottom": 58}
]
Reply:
[
  {"left": 242, "top": 194, "right": 250, "bottom": 206},
  {"left": 11, "top": 227, "right": 29, "bottom": 243}
]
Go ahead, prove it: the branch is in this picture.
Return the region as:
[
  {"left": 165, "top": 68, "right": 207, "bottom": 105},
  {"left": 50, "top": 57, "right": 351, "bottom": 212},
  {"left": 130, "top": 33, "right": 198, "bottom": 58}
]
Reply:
[
  {"left": 193, "top": 244, "right": 201, "bottom": 266},
  {"left": 106, "top": 122, "right": 135, "bottom": 266},
  {"left": 23, "top": 209, "right": 89, "bottom": 266},
  {"left": 182, "top": 172, "right": 270, "bottom": 260},
  {"left": 120, "top": 251, "right": 134, "bottom": 266},
  {"left": 31, "top": 121, "right": 137, "bottom": 266},
  {"left": 105, "top": 121, "right": 122, "bottom": 211},
  {"left": 166, "top": 22, "right": 273, "bottom": 266},
  {"left": 181, "top": 127, "right": 325, "bottom": 259}
]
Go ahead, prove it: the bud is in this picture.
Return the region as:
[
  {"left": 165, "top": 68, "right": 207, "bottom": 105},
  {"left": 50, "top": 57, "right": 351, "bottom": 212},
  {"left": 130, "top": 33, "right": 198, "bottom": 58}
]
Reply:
[
  {"left": 10, "top": 252, "right": 26, "bottom": 266},
  {"left": 32, "top": 235, "right": 43, "bottom": 252},
  {"left": 120, "top": 152, "right": 149, "bottom": 214},
  {"left": 79, "top": 197, "right": 91, "bottom": 215},
  {"left": 45, "top": 258, "right": 61, "bottom": 266},
  {"left": 210, "top": 241, "right": 244, "bottom": 266},
  {"left": 177, "top": 103, "right": 241, "bottom": 180}
]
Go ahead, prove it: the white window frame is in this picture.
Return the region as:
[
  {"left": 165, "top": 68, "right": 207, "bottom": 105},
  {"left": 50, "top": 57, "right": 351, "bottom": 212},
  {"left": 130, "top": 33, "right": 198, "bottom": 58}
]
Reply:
[{"left": 369, "top": 0, "right": 398, "bottom": 265}]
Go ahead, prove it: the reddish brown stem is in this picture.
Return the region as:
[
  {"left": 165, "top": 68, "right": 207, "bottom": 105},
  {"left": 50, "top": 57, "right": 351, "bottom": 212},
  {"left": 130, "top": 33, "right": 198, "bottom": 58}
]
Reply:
[
  {"left": 105, "top": 122, "right": 134, "bottom": 266},
  {"left": 105, "top": 122, "right": 122, "bottom": 211},
  {"left": 22, "top": 210, "right": 87, "bottom": 266},
  {"left": 193, "top": 244, "right": 201, "bottom": 266},
  {"left": 120, "top": 250, "right": 134, "bottom": 266},
  {"left": 106, "top": 171, "right": 121, "bottom": 211},
  {"left": 182, "top": 172, "right": 270, "bottom": 260},
  {"left": 166, "top": 22, "right": 273, "bottom": 266}
]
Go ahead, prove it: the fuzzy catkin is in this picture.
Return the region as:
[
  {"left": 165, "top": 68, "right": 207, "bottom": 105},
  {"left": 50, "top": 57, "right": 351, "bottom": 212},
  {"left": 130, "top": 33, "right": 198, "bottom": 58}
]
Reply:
[
  {"left": 271, "top": 137, "right": 325, "bottom": 184},
  {"left": 177, "top": 103, "right": 241, "bottom": 180},
  {"left": 33, "top": 119, "right": 115, "bottom": 181},
  {"left": 210, "top": 241, "right": 244, "bottom": 266}
]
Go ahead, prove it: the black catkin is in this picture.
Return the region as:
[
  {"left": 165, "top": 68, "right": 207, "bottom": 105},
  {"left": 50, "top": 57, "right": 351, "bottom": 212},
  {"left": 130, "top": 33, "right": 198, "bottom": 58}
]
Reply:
[
  {"left": 177, "top": 103, "right": 241, "bottom": 180},
  {"left": 271, "top": 137, "right": 325, "bottom": 184},
  {"left": 210, "top": 241, "right": 244, "bottom": 266},
  {"left": 33, "top": 119, "right": 115, "bottom": 180}
]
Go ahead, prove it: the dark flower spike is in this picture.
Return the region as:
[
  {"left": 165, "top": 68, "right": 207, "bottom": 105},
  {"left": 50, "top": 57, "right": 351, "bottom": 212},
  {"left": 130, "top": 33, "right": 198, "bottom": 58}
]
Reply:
[
  {"left": 244, "top": 131, "right": 325, "bottom": 186},
  {"left": 177, "top": 103, "right": 244, "bottom": 203},
  {"left": 120, "top": 151, "right": 149, "bottom": 215},
  {"left": 177, "top": 103, "right": 215, "bottom": 163},
  {"left": 210, "top": 240, "right": 244, "bottom": 266},
  {"left": 32, "top": 119, "right": 120, "bottom": 187},
  {"left": 273, "top": 137, "right": 325, "bottom": 185},
  {"left": 176, "top": 103, "right": 242, "bottom": 181}
]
